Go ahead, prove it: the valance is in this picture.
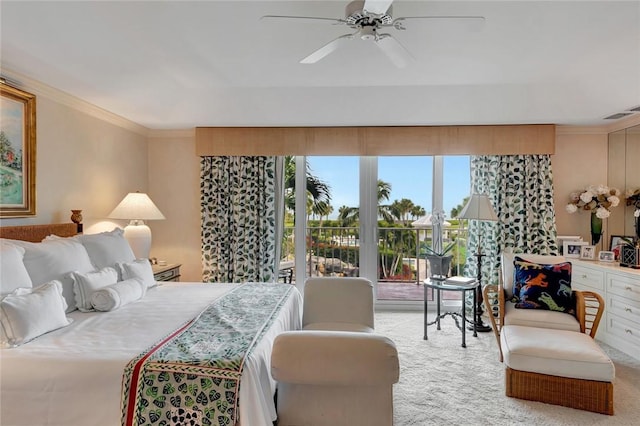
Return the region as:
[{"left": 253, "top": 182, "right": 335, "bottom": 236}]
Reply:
[{"left": 195, "top": 125, "right": 555, "bottom": 156}]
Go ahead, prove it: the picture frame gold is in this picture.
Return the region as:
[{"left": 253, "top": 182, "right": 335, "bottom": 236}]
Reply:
[{"left": 0, "top": 82, "right": 36, "bottom": 217}]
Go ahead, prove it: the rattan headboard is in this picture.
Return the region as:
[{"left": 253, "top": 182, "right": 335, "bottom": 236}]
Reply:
[{"left": 0, "top": 223, "right": 81, "bottom": 242}]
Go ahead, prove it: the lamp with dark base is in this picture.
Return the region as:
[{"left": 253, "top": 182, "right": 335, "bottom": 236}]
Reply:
[
  {"left": 472, "top": 251, "right": 492, "bottom": 332},
  {"left": 456, "top": 194, "right": 499, "bottom": 333}
]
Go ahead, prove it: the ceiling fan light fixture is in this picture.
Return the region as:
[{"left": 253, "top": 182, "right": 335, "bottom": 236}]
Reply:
[{"left": 360, "top": 26, "right": 377, "bottom": 40}]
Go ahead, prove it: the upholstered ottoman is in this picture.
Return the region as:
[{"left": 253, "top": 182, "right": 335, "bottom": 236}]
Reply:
[{"left": 500, "top": 325, "right": 615, "bottom": 415}]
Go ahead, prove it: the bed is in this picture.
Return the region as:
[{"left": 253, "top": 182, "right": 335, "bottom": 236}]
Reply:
[{"left": 0, "top": 223, "right": 302, "bottom": 426}]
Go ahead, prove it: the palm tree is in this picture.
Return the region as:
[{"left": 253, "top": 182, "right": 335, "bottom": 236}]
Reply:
[
  {"left": 284, "top": 156, "right": 331, "bottom": 216},
  {"left": 410, "top": 205, "right": 426, "bottom": 220},
  {"left": 450, "top": 196, "right": 470, "bottom": 219},
  {"left": 389, "top": 198, "right": 415, "bottom": 225},
  {"left": 339, "top": 179, "right": 394, "bottom": 224}
]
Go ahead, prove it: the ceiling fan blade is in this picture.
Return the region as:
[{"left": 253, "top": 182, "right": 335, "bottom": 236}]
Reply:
[
  {"left": 261, "top": 15, "right": 347, "bottom": 25},
  {"left": 363, "top": 0, "right": 395, "bottom": 16},
  {"left": 392, "top": 16, "right": 486, "bottom": 31},
  {"left": 376, "top": 34, "right": 413, "bottom": 68},
  {"left": 300, "top": 33, "right": 354, "bottom": 64}
]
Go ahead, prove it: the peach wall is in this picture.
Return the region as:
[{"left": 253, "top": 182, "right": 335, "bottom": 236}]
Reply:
[
  {"left": 0, "top": 91, "right": 148, "bottom": 231},
  {"left": 147, "top": 132, "right": 202, "bottom": 282},
  {"left": 552, "top": 130, "right": 609, "bottom": 247}
]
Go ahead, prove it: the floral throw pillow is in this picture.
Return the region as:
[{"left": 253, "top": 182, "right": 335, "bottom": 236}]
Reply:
[{"left": 512, "top": 256, "right": 575, "bottom": 314}]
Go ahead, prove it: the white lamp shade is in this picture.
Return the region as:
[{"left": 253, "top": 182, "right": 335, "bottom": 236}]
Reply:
[
  {"left": 108, "top": 192, "right": 165, "bottom": 220},
  {"left": 457, "top": 194, "right": 499, "bottom": 221},
  {"left": 109, "top": 192, "right": 165, "bottom": 259}
]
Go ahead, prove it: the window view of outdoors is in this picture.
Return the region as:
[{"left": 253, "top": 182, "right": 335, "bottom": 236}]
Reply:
[{"left": 281, "top": 155, "right": 471, "bottom": 302}]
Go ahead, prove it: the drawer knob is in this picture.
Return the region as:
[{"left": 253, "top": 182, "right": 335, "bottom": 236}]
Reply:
[
  {"left": 625, "top": 329, "right": 633, "bottom": 334},
  {"left": 625, "top": 308, "right": 632, "bottom": 313},
  {"left": 626, "top": 286, "right": 633, "bottom": 291},
  {"left": 581, "top": 274, "right": 588, "bottom": 279}
]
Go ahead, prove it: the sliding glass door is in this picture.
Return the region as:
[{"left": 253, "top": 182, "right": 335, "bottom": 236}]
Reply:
[{"left": 287, "top": 155, "right": 470, "bottom": 306}]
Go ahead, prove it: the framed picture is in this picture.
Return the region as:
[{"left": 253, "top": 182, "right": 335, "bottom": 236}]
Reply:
[
  {"left": 557, "top": 236, "right": 582, "bottom": 255},
  {"left": 0, "top": 83, "right": 36, "bottom": 217},
  {"left": 598, "top": 251, "right": 615, "bottom": 262},
  {"left": 564, "top": 240, "right": 588, "bottom": 258},
  {"left": 609, "top": 235, "right": 634, "bottom": 260},
  {"left": 580, "top": 245, "right": 596, "bottom": 260}
]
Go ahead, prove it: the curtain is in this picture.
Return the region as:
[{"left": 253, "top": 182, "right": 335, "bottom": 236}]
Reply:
[
  {"left": 465, "top": 155, "right": 559, "bottom": 286},
  {"left": 201, "top": 156, "right": 278, "bottom": 283}
]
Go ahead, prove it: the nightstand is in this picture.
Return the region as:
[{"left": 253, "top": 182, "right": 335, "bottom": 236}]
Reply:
[{"left": 152, "top": 263, "right": 181, "bottom": 282}]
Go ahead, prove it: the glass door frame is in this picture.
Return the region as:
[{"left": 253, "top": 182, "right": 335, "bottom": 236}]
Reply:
[{"left": 291, "top": 154, "right": 449, "bottom": 309}]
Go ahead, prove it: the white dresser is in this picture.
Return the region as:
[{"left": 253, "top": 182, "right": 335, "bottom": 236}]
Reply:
[{"left": 572, "top": 259, "right": 640, "bottom": 360}]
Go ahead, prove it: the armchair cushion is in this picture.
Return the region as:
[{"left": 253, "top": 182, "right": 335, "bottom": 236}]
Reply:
[
  {"left": 504, "top": 302, "right": 580, "bottom": 332},
  {"left": 512, "top": 257, "right": 575, "bottom": 314}
]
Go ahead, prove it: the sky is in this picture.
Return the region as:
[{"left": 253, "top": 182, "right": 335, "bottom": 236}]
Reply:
[{"left": 308, "top": 156, "right": 471, "bottom": 220}]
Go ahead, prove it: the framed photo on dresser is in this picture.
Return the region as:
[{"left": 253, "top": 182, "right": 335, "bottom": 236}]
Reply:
[
  {"left": 598, "top": 251, "right": 615, "bottom": 262},
  {"left": 610, "top": 235, "right": 634, "bottom": 260},
  {"left": 564, "top": 241, "right": 588, "bottom": 258},
  {"left": 580, "top": 245, "right": 596, "bottom": 260}
]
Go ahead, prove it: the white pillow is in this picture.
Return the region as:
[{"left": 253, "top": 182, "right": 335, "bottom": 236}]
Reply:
[
  {"left": 70, "top": 267, "right": 119, "bottom": 312},
  {"left": 76, "top": 228, "right": 135, "bottom": 271},
  {"left": 6, "top": 238, "right": 94, "bottom": 313},
  {"left": 0, "top": 242, "right": 33, "bottom": 295},
  {"left": 117, "top": 259, "right": 155, "bottom": 291},
  {"left": 0, "top": 280, "right": 72, "bottom": 348},
  {"left": 91, "top": 278, "right": 144, "bottom": 312}
]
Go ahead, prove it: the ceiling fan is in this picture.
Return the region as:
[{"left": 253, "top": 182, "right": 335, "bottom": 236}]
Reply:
[{"left": 261, "top": 0, "right": 485, "bottom": 68}]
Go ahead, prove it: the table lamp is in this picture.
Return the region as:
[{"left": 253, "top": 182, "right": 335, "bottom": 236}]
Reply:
[
  {"left": 457, "top": 194, "right": 499, "bottom": 332},
  {"left": 108, "top": 191, "right": 165, "bottom": 259}
]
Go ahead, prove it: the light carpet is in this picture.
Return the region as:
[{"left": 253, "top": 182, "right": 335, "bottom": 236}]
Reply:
[{"left": 375, "top": 311, "right": 640, "bottom": 426}]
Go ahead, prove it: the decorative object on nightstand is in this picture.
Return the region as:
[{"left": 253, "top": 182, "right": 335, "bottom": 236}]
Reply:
[
  {"left": 70, "top": 209, "right": 83, "bottom": 233},
  {"left": 152, "top": 263, "right": 181, "bottom": 282},
  {"left": 457, "top": 193, "right": 499, "bottom": 333},
  {"left": 108, "top": 192, "right": 165, "bottom": 259}
]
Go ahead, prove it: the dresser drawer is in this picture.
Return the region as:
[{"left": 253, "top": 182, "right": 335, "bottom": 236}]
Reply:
[
  {"left": 607, "top": 273, "right": 640, "bottom": 302},
  {"left": 608, "top": 294, "right": 640, "bottom": 324},
  {"left": 572, "top": 265, "right": 605, "bottom": 291},
  {"left": 606, "top": 313, "right": 640, "bottom": 349}
]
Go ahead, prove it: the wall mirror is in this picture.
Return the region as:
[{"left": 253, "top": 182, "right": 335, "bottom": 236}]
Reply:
[{"left": 608, "top": 122, "right": 640, "bottom": 245}]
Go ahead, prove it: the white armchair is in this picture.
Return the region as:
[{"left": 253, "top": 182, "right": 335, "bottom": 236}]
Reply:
[
  {"left": 483, "top": 252, "right": 604, "bottom": 361},
  {"left": 303, "top": 277, "right": 374, "bottom": 332},
  {"left": 271, "top": 331, "right": 400, "bottom": 426}
]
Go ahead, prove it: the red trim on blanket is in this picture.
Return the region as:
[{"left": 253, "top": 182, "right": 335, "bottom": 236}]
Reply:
[{"left": 124, "top": 320, "right": 194, "bottom": 426}]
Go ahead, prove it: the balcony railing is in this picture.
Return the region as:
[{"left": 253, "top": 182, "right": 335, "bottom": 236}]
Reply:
[{"left": 281, "top": 225, "right": 470, "bottom": 301}]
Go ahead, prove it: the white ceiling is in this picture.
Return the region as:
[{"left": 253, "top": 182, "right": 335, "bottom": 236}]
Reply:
[{"left": 1, "top": 0, "right": 639, "bottom": 129}]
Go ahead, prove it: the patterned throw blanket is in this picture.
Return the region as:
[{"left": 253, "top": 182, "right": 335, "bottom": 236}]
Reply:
[{"left": 121, "top": 283, "right": 295, "bottom": 426}]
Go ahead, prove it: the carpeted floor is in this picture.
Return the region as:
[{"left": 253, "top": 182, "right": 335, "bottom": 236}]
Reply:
[{"left": 375, "top": 311, "right": 640, "bottom": 426}]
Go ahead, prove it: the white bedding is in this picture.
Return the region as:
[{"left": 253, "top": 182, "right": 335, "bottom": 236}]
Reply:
[{"left": 0, "top": 282, "right": 302, "bottom": 426}]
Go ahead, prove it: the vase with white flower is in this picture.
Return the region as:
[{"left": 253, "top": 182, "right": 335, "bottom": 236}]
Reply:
[
  {"left": 566, "top": 185, "right": 621, "bottom": 245},
  {"left": 625, "top": 188, "right": 640, "bottom": 239}
]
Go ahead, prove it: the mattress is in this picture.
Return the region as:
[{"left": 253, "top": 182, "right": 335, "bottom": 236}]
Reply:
[{"left": 0, "top": 282, "right": 302, "bottom": 426}]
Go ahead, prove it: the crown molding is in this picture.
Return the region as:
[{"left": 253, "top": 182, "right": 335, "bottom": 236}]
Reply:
[
  {"left": 606, "top": 114, "right": 640, "bottom": 133},
  {"left": 0, "top": 69, "right": 149, "bottom": 136}
]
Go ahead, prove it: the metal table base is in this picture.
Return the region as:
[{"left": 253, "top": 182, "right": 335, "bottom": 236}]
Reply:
[{"left": 423, "top": 278, "right": 479, "bottom": 348}]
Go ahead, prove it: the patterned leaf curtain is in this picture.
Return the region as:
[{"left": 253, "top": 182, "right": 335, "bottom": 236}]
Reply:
[
  {"left": 200, "top": 156, "right": 278, "bottom": 283},
  {"left": 465, "top": 155, "right": 559, "bottom": 286}
]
